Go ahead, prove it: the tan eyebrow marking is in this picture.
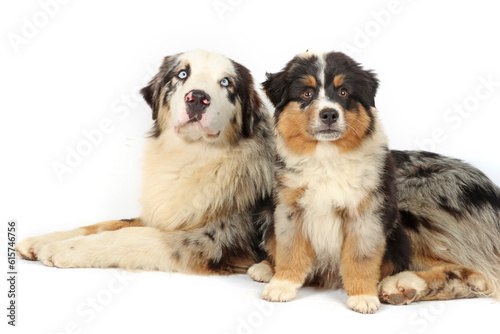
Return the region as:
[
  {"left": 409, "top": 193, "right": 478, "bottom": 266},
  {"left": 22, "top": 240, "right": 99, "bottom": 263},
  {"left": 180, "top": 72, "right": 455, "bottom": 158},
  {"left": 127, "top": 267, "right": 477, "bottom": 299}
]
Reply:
[
  {"left": 334, "top": 74, "right": 346, "bottom": 87},
  {"left": 301, "top": 75, "right": 316, "bottom": 87}
]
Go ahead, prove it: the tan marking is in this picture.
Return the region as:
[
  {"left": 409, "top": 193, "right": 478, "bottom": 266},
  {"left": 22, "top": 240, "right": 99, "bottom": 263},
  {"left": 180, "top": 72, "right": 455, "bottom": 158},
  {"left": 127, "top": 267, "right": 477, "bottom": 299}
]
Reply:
[
  {"left": 81, "top": 219, "right": 143, "bottom": 236},
  {"left": 221, "top": 100, "right": 243, "bottom": 146},
  {"left": 380, "top": 261, "right": 395, "bottom": 279},
  {"left": 272, "top": 211, "right": 315, "bottom": 285},
  {"left": 277, "top": 102, "right": 318, "bottom": 155},
  {"left": 156, "top": 100, "right": 172, "bottom": 134},
  {"left": 334, "top": 74, "right": 346, "bottom": 88},
  {"left": 266, "top": 233, "right": 278, "bottom": 263},
  {"left": 261, "top": 260, "right": 274, "bottom": 271},
  {"left": 301, "top": 75, "right": 316, "bottom": 88},
  {"left": 279, "top": 186, "right": 306, "bottom": 209},
  {"left": 335, "top": 196, "right": 372, "bottom": 220},
  {"left": 333, "top": 103, "right": 372, "bottom": 153},
  {"left": 340, "top": 232, "right": 385, "bottom": 296}
]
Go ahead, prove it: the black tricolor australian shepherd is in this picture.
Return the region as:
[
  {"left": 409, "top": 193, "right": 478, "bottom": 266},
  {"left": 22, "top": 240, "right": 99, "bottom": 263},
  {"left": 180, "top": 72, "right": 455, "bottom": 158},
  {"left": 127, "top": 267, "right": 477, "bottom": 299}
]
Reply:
[
  {"left": 248, "top": 50, "right": 500, "bottom": 313},
  {"left": 16, "top": 50, "right": 274, "bottom": 275}
]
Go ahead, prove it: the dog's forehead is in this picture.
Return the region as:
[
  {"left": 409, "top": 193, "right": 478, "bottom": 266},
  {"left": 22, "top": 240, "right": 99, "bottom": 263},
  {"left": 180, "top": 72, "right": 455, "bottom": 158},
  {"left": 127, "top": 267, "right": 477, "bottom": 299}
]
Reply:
[
  {"left": 295, "top": 51, "right": 349, "bottom": 72},
  {"left": 288, "top": 51, "right": 326, "bottom": 81},
  {"left": 292, "top": 51, "right": 354, "bottom": 87},
  {"left": 179, "top": 50, "right": 236, "bottom": 77}
]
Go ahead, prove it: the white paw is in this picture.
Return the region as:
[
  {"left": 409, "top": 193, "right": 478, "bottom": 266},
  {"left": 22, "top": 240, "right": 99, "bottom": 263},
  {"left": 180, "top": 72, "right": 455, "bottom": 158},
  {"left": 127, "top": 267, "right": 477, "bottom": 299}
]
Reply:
[
  {"left": 16, "top": 231, "right": 80, "bottom": 260},
  {"left": 16, "top": 235, "right": 60, "bottom": 260},
  {"left": 37, "top": 237, "right": 87, "bottom": 268},
  {"left": 347, "top": 295, "right": 380, "bottom": 314},
  {"left": 378, "top": 271, "right": 427, "bottom": 305},
  {"left": 16, "top": 237, "right": 42, "bottom": 260},
  {"left": 262, "top": 279, "right": 299, "bottom": 302},
  {"left": 248, "top": 262, "right": 274, "bottom": 283}
]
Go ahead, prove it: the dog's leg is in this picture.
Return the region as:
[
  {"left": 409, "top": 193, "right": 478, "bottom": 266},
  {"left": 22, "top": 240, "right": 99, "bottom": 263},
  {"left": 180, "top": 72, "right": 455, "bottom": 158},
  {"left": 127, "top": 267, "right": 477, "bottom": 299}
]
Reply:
[
  {"left": 35, "top": 218, "right": 258, "bottom": 274},
  {"left": 261, "top": 202, "right": 315, "bottom": 302},
  {"left": 340, "top": 232, "right": 385, "bottom": 313},
  {"left": 36, "top": 226, "right": 177, "bottom": 270},
  {"left": 16, "top": 219, "right": 142, "bottom": 260},
  {"left": 378, "top": 257, "right": 489, "bottom": 305}
]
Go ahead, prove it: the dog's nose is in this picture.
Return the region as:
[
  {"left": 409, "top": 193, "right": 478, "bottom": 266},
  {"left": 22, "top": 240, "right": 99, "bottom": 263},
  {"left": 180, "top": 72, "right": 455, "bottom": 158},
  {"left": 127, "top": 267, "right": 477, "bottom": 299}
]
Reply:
[
  {"left": 185, "top": 90, "right": 211, "bottom": 117},
  {"left": 185, "top": 90, "right": 211, "bottom": 120},
  {"left": 319, "top": 108, "right": 339, "bottom": 126}
]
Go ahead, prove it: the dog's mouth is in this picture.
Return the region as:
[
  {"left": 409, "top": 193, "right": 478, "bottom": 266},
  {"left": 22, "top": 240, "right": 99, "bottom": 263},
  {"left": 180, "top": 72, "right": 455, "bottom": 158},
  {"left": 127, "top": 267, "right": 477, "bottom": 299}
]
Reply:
[
  {"left": 312, "top": 127, "right": 344, "bottom": 141},
  {"left": 174, "top": 119, "right": 221, "bottom": 139}
]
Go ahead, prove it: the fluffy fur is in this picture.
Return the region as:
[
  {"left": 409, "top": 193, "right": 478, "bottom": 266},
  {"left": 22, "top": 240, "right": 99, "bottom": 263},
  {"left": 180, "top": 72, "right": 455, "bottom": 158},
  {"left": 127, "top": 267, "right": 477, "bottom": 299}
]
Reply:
[
  {"left": 249, "top": 50, "right": 500, "bottom": 313},
  {"left": 16, "top": 50, "right": 274, "bottom": 275}
]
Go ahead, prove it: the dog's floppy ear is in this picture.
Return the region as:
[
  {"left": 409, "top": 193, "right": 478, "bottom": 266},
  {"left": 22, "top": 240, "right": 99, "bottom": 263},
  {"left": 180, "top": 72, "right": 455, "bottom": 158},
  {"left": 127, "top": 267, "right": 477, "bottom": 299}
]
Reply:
[
  {"left": 232, "top": 61, "right": 265, "bottom": 138},
  {"left": 361, "top": 69, "right": 379, "bottom": 108},
  {"left": 141, "top": 70, "right": 162, "bottom": 120},
  {"left": 141, "top": 55, "right": 178, "bottom": 120},
  {"left": 262, "top": 70, "right": 288, "bottom": 111}
]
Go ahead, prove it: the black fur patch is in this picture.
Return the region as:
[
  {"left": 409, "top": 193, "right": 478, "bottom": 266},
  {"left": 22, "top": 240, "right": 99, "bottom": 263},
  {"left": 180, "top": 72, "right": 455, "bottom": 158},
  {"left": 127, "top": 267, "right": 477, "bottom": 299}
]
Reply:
[
  {"left": 323, "top": 52, "right": 379, "bottom": 110},
  {"left": 262, "top": 54, "right": 321, "bottom": 117},
  {"left": 391, "top": 150, "right": 412, "bottom": 165},
  {"left": 399, "top": 210, "right": 445, "bottom": 234},
  {"left": 231, "top": 60, "right": 265, "bottom": 138},
  {"left": 380, "top": 152, "right": 411, "bottom": 274},
  {"left": 459, "top": 182, "right": 500, "bottom": 213}
]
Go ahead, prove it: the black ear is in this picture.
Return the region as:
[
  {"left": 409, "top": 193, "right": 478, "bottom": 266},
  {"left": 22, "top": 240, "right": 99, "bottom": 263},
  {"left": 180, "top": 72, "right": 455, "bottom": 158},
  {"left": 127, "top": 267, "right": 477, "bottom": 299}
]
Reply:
[
  {"left": 262, "top": 70, "right": 288, "bottom": 110},
  {"left": 232, "top": 61, "right": 265, "bottom": 138},
  {"left": 140, "top": 55, "right": 177, "bottom": 120},
  {"left": 363, "top": 69, "right": 379, "bottom": 107},
  {"left": 140, "top": 74, "right": 161, "bottom": 120}
]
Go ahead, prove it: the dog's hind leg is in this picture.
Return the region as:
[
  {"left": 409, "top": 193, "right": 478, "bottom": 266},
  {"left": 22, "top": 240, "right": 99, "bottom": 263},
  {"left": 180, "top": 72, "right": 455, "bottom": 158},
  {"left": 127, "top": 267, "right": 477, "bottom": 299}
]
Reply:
[
  {"left": 16, "top": 218, "right": 142, "bottom": 260},
  {"left": 378, "top": 257, "right": 490, "bottom": 305}
]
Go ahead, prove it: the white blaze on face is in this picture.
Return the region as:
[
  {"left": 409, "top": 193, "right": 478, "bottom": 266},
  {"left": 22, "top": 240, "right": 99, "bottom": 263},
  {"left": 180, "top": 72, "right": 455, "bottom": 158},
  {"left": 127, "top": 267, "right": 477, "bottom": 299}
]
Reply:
[
  {"left": 169, "top": 49, "right": 238, "bottom": 142},
  {"left": 310, "top": 54, "right": 346, "bottom": 141}
]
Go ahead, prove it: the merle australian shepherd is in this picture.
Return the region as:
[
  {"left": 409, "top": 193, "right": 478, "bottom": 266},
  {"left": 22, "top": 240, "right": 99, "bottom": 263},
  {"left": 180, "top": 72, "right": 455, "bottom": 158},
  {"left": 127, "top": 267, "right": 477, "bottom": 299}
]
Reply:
[
  {"left": 248, "top": 50, "right": 500, "bottom": 313},
  {"left": 16, "top": 50, "right": 274, "bottom": 276}
]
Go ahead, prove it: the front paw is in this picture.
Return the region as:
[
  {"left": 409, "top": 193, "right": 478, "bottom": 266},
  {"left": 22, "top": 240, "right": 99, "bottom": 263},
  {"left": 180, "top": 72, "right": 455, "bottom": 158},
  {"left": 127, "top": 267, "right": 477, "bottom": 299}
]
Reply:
[
  {"left": 16, "top": 230, "right": 80, "bottom": 260},
  {"left": 262, "top": 279, "right": 299, "bottom": 302},
  {"left": 16, "top": 236, "right": 57, "bottom": 260},
  {"left": 347, "top": 295, "right": 380, "bottom": 314},
  {"left": 37, "top": 237, "right": 85, "bottom": 268}
]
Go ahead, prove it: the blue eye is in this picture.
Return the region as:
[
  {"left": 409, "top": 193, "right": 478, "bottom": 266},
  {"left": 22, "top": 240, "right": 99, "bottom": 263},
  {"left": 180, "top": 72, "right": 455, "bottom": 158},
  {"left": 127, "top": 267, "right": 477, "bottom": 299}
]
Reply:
[
  {"left": 178, "top": 70, "right": 188, "bottom": 79},
  {"left": 220, "top": 77, "right": 230, "bottom": 87}
]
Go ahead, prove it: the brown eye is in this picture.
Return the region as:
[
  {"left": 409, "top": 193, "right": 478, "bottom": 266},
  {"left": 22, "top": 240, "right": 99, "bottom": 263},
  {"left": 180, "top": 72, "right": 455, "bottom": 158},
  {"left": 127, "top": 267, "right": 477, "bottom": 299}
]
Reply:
[
  {"left": 338, "top": 88, "right": 349, "bottom": 98},
  {"left": 302, "top": 89, "right": 313, "bottom": 99}
]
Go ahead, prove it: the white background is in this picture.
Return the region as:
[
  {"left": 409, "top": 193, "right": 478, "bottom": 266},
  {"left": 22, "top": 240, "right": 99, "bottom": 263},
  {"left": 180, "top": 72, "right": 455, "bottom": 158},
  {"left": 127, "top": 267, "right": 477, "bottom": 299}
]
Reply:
[{"left": 2, "top": 0, "right": 500, "bottom": 333}]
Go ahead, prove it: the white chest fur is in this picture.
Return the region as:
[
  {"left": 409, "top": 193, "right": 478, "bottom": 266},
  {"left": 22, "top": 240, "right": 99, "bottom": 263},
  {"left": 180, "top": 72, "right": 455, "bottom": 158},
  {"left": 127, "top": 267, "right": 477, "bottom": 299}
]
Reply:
[
  {"left": 140, "top": 130, "right": 272, "bottom": 231},
  {"left": 140, "top": 134, "right": 220, "bottom": 231},
  {"left": 278, "top": 126, "right": 388, "bottom": 270}
]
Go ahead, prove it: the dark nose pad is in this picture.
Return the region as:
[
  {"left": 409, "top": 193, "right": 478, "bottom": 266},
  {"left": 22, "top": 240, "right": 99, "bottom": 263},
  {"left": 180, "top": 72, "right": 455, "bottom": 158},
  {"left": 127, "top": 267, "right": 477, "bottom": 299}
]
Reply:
[
  {"left": 319, "top": 108, "right": 339, "bottom": 126},
  {"left": 185, "top": 90, "right": 211, "bottom": 120}
]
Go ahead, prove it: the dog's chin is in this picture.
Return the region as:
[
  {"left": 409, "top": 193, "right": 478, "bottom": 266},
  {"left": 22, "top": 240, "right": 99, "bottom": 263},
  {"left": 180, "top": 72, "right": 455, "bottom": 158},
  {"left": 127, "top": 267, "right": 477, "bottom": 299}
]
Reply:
[
  {"left": 175, "top": 121, "right": 221, "bottom": 143},
  {"left": 313, "top": 129, "right": 344, "bottom": 142}
]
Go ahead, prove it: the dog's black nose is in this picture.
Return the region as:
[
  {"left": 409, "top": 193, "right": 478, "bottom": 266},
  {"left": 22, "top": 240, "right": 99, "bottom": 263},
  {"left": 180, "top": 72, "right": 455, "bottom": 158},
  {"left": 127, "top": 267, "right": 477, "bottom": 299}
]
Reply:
[
  {"left": 185, "top": 90, "right": 211, "bottom": 119},
  {"left": 319, "top": 108, "right": 339, "bottom": 126}
]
